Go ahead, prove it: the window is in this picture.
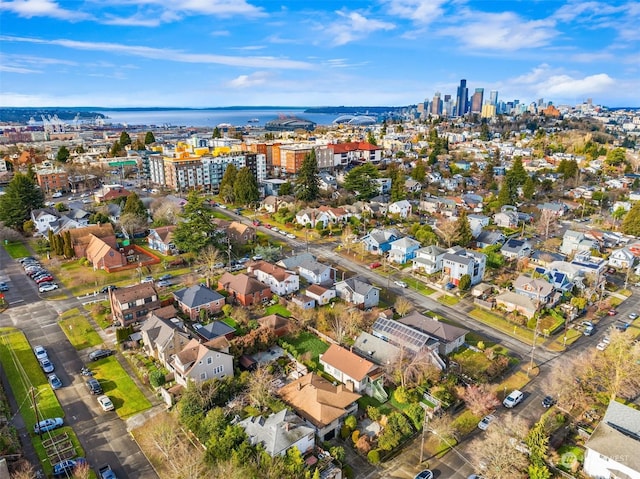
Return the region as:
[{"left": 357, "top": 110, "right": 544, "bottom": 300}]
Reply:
[
  {"left": 200, "top": 372, "right": 207, "bottom": 380},
  {"left": 207, "top": 357, "right": 212, "bottom": 365},
  {"left": 213, "top": 365, "right": 224, "bottom": 375}
]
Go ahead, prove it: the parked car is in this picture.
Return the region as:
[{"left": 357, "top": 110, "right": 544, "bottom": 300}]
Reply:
[
  {"left": 445, "top": 282, "right": 456, "bottom": 290},
  {"left": 34, "top": 417, "right": 63, "bottom": 434},
  {"left": 478, "top": 414, "right": 495, "bottom": 431},
  {"left": 608, "top": 309, "right": 617, "bottom": 316},
  {"left": 39, "top": 283, "right": 59, "bottom": 293},
  {"left": 503, "top": 389, "right": 524, "bottom": 408},
  {"left": 581, "top": 321, "right": 595, "bottom": 336},
  {"left": 39, "top": 358, "right": 55, "bottom": 373},
  {"left": 414, "top": 470, "right": 434, "bottom": 479},
  {"left": 100, "top": 285, "right": 117, "bottom": 294},
  {"left": 140, "top": 276, "right": 154, "bottom": 284},
  {"left": 369, "top": 262, "right": 382, "bottom": 269},
  {"left": 33, "top": 345, "right": 48, "bottom": 361},
  {"left": 264, "top": 224, "right": 272, "bottom": 229},
  {"left": 542, "top": 395, "right": 556, "bottom": 408},
  {"left": 596, "top": 341, "right": 609, "bottom": 351},
  {"left": 0, "top": 282, "right": 9, "bottom": 291},
  {"left": 89, "top": 349, "right": 113, "bottom": 361},
  {"left": 156, "top": 280, "right": 172, "bottom": 287},
  {"left": 271, "top": 227, "right": 279, "bottom": 232},
  {"left": 393, "top": 280, "right": 408, "bottom": 288},
  {"left": 287, "top": 233, "right": 296, "bottom": 239},
  {"left": 615, "top": 321, "right": 630, "bottom": 332},
  {"left": 86, "top": 378, "right": 103, "bottom": 395},
  {"left": 97, "top": 395, "right": 115, "bottom": 412},
  {"left": 214, "top": 262, "right": 225, "bottom": 269},
  {"left": 35, "top": 275, "right": 54, "bottom": 284},
  {"left": 48, "top": 374, "right": 62, "bottom": 390},
  {"left": 159, "top": 273, "right": 172, "bottom": 280},
  {"left": 53, "top": 458, "right": 87, "bottom": 477},
  {"left": 628, "top": 312, "right": 638, "bottom": 320},
  {"left": 98, "top": 464, "right": 117, "bottom": 479}
]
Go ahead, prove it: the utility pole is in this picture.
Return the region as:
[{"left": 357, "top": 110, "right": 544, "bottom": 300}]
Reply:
[
  {"left": 419, "top": 411, "right": 429, "bottom": 464},
  {"left": 31, "top": 387, "right": 42, "bottom": 436},
  {"left": 227, "top": 237, "right": 232, "bottom": 267}
]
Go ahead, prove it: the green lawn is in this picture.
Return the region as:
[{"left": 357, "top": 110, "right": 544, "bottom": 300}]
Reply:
[
  {"left": 452, "top": 409, "right": 481, "bottom": 436},
  {"left": 357, "top": 395, "right": 394, "bottom": 416},
  {"left": 437, "top": 294, "right": 460, "bottom": 306},
  {"left": 470, "top": 308, "right": 535, "bottom": 344},
  {"left": 285, "top": 331, "right": 329, "bottom": 363},
  {"left": 59, "top": 309, "right": 103, "bottom": 350},
  {"left": 265, "top": 304, "right": 292, "bottom": 318},
  {"left": 2, "top": 241, "right": 31, "bottom": 259},
  {"left": 89, "top": 356, "right": 152, "bottom": 418},
  {"left": 403, "top": 277, "right": 435, "bottom": 295},
  {"left": 548, "top": 328, "right": 583, "bottom": 351}
]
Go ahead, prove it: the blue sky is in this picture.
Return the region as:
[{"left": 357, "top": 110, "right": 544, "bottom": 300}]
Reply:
[{"left": 0, "top": 0, "right": 638, "bottom": 108}]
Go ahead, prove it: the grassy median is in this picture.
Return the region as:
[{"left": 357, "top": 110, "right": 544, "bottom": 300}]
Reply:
[{"left": 59, "top": 308, "right": 103, "bottom": 350}]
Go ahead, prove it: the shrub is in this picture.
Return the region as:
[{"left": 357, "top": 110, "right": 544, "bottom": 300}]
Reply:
[
  {"left": 367, "top": 449, "right": 380, "bottom": 465},
  {"left": 149, "top": 370, "right": 166, "bottom": 388},
  {"left": 356, "top": 434, "right": 372, "bottom": 454},
  {"left": 340, "top": 424, "right": 351, "bottom": 440},
  {"left": 367, "top": 405, "right": 381, "bottom": 422},
  {"left": 351, "top": 430, "right": 360, "bottom": 444},
  {"left": 393, "top": 386, "right": 410, "bottom": 404},
  {"left": 477, "top": 340, "right": 485, "bottom": 351},
  {"left": 344, "top": 415, "right": 357, "bottom": 430}
]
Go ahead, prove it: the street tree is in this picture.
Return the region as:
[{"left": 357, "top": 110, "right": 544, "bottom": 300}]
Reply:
[
  {"left": 459, "top": 384, "right": 500, "bottom": 416},
  {"left": 56, "top": 145, "right": 70, "bottom": 162},
  {"left": 198, "top": 245, "right": 222, "bottom": 278},
  {"left": 172, "top": 191, "right": 216, "bottom": 253},
  {"left": 343, "top": 163, "right": 380, "bottom": 200},
  {"left": 295, "top": 150, "right": 320, "bottom": 201},
  {"left": 233, "top": 167, "right": 259, "bottom": 205},
  {"left": 0, "top": 171, "right": 45, "bottom": 231}
]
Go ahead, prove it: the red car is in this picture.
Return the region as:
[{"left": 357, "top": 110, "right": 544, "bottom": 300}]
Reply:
[
  {"left": 608, "top": 309, "right": 617, "bottom": 316},
  {"left": 369, "top": 262, "right": 382, "bottom": 269},
  {"left": 35, "top": 275, "right": 54, "bottom": 284},
  {"left": 264, "top": 224, "right": 272, "bottom": 229}
]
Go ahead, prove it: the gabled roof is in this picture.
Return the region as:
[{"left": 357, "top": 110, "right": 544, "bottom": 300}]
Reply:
[
  {"left": 390, "top": 236, "right": 421, "bottom": 249},
  {"left": 372, "top": 316, "right": 431, "bottom": 352},
  {"left": 277, "top": 253, "right": 316, "bottom": 270},
  {"left": 238, "top": 409, "right": 315, "bottom": 457},
  {"left": 278, "top": 373, "right": 361, "bottom": 429},
  {"left": 336, "top": 277, "right": 377, "bottom": 296},
  {"left": 352, "top": 332, "right": 400, "bottom": 366},
  {"left": 69, "top": 223, "right": 115, "bottom": 245},
  {"left": 193, "top": 321, "right": 235, "bottom": 341},
  {"left": 173, "top": 284, "right": 224, "bottom": 308},
  {"left": 320, "top": 344, "right": 374, "bottom": 382},
  {"left": 174, "top": 338, "right": 212, "bottom": 372},
  {"left": 149, "top": 225, "right": 176, "bottom": 242},
  {"left": 251, "top": 261, "right": 295, "bottom": 282},
  {"left": 85, "top": 234, "right": 118, "bottom": 262},
  {"left": 397, "top": 311, "right": 468, "bottom": 343},
  {"left": 306, "top": 284, "right": 332, "bottom": 296},
  {"left": 495, "top": 291, "right": 536, "bottom": 312},
  {"left": 219, "top": 272, "right": 269, "bottom": 295},
  {"left": 501, "top": 238, "right": 532, "bottom": 253},
  {"left": 112, "top": 283, "right": 157, "bottom": 304}
]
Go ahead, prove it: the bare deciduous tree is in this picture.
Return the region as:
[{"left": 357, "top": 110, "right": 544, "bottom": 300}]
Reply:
[
  {"left": 246, "top": 365, "right": 277, "bottom": 411},
  {"left": 394, "top": 296, "right": 414, "bottom": 317},
  {"left": 386, "top": 347, "right": 441, "bottom": 389},
  {"left": 151, "top": 198, "right": 182, "bottom": 224},
  {"left": 436, "top": 220, "right": 459, "bottom": 248},
  {"left": 536, "top": 209, "right": 558, "bottom": 240},
  {"left": 459, "top": 384, "right": 501, "bottom": 417},
  {"left": 10, "top": 461, "right": 37, "bottom": 479}
]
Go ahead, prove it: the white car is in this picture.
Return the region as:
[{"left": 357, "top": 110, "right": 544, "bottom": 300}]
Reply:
[
  {"left": 52, "top": 192, "right": 63, "bottom": 198},
  {"left": 34, "top": 345, "right": 48, "bottom": 361},
  {"left": 39, "top": 283, "right": 59, "bottom": 293},
  {"left": 503, "top": 390, "right": 524, "bottom": 408},
  {"left": 97, "top": 395, "right": 115, "bottom": 411},
  {"left": 478, "top": 414, "right": 495, "bottom": 431},
  {"left": 286, "top": 233, "right": 296, "bottom": 239},
  {"left": 394, "top": 280, "right": 408, "bottom": 288},
  {"left": 271, "top": 227, "right": 279, "bottom": 232},
  {"left": 596, "top": 341, "right": 608, "bottom": 351}
]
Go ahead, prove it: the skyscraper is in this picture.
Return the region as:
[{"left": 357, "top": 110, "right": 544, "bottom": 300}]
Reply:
[
  {"left": 455, "top": 79, "right": 468, "bottom": 117},
  {"left": 430, "top": 92, "right": 443, "bottom": 115},
  {"left": 489, "top": 90, "right": 499, "bottom": 106},
  {"left": 470, "top": 88, "right": 484, "bottom": 113}
]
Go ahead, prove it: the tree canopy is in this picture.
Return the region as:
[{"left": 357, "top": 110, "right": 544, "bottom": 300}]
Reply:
[
  {"left": 621, "top": 202, "right": 640, "bottom": 237},
  {"left": 343, "top": 163, "right": 380, "bottom": 200},
  {"left": 295, "top": 150, "right": 320, "bottom": 201},
  {"left": 233, "top": 167, "right": 259, "bottom": 205},
  {"left": 172, "top": 191, "right": 217, "bottom": 253},
  {"left": 123, "top": 192, "right": 147, "bottom": 219},
  {"left": 144, "top": 131, "right": 156, "bottom": 144},
  {"left": 0, "top": 171, "right": 45, "bottom": 230},
  {"left": 56, "top": 145, "right": 70, "bottom": 163}
]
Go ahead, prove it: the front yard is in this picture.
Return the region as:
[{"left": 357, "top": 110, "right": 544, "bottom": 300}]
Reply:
[{"left": 58, "top": 308, "right": 103, "bottom": 350}]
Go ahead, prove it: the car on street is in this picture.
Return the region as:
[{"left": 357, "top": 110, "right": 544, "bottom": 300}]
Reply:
[
  {"left": 607, "top": 309, "right": 617, "bottom": 316},
  {"left": 264, "top": 224, "right": 272, "bottom": 229},
  {"left": 542, "top": 395, "right": 556, "bottom": 408},
  {"left": 39, "top": 358, "right": 55, "bottom": 373},
  {"left": 414, "top": 470, "right": 434, "bottom": 479},
  {"left": 279, "top": 229, "right": 287, "bottom": 236},
  {"left": 287, "top": 233, "right": 296, "bottom": 239},
  {"left": 86, "top": 378, "right": 103, "bottom": 395},
  {"left": 34, "top": 417, "right": 64, "bottom": 434},
  {"left": 159, "top": 273, "right": 172, "bottom": 280},
  {"left": 615, "top": 321, "right": 630, "bottom": 332},
  {"left": 39, "top": 283, "right": 59, "bottom": 293},
  {"left": 53, "top": 458, "right": 87, "bottom": 477},
  {"left": 581, "top": 321, "right": 595, "bottom": 336},
  {"left": 478, "top": 414, "right": 495, "bottom": 431},
  {"left": 89, "top": 349, "right": 113, "bottom": 361},
  {"left": 271, "top": 227, "right": 279, "bottom": 232},
  {"left": 628, "top": 312, "right": 638, "bottom": 320},
  {"left": 141, "top": 276, "right": 154, "bottom": 284},
  {"left": 596, "top": 341, "right": 609, "bottom": 351},
  {"left": 219, "top": 204, "right": 227, "bottom": 209},
  {"left": 445, "top": 282, "right": 456, "bottom": 290},
  {"left": 369, "top": 262, "right": 382, "bottom": 269},
  {"left": 393, "top": 280, "right": 408, "bottom": 288},
  {"left": 48, "top": 374, "right": 63, "bottom": 390},
  {"left": 97, "top": 395, "right": 115, "bottom": 411},
  {"left": 156, "top": 280, "right": 172, "bottom": 287},
  {"left": 0, "top": 282, "right": 8, "bottom": 292},
  {"left": 214, "top": 262, "right": 225, "bottom": 269},
  {"left": 503, "top": 389, "right": 524, "bottom": 408},
  {"left": 100, "top": 285, "right": 117, "bottom": 293},
  {"left": 34, "top": 345, "right": 48, "bottom": 361}
]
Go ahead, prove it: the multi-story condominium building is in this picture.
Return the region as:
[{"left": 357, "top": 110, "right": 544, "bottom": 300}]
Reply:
[
  {"left": 278, "top": 144, "right": 314, "bottom": 175},
  {"left": 315, "top": 141, "right": 382, "bottom": 170},
  {"left": 36, "top": 167, "right": 68, "bottom": 194}
]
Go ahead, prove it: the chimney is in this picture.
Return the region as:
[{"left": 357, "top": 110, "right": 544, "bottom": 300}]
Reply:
[{"left": 345, "top": 381, "right": 354, "bottom": 392}]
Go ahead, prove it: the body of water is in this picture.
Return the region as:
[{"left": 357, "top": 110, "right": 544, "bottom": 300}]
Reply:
[{"left": 97, "top": 108, "right": 339, "bottom": 128}]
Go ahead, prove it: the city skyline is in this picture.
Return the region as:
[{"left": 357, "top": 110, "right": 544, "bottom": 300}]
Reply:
[{"left": 0, "top": 0, "right": 638, "bottom": 108}]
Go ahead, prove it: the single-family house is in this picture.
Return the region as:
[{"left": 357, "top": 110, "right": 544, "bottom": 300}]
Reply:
[
  {"left": 278, "top": 373, "right": 361, "bottom": 441},
  {"left": 475, "top": 230, "right": 505, "bottom": 249},
  {"left": 412, "top": 245, "right": 447, "bottom": 274},
  {"left": 467, "top": 214, "right": 490, "bottom": 238},
  {"left": 583, "top": 400, "right": 640, "bottom": 479},
  {"left": 227, "top": 221, "right": 256, "bottom": 245},
  {"left": 513, "top": 275, "right": 557, "bottom": 307},
  {"left": 570, "top": 252, "right": 607, "bottom": 279},
  {"left": 260, "top": 195, "right": 295, "bottom": 213},
  {"left": 192, "top": 321, "right": 235, "bottom": 342},
  {"left": 501, "top": 239, "right": 533, "bottom": 260},
  {"left": 388, "top": 200, "right": 412, "bottom": 218},
  {"left": 352, "top": 332, "right": 400, "bottom": 368},
  {"left": 561, "top": 230, "right": 598, "bottom": 255},
  {"left": 68, "top": 223, "right": 117, "bottom": 258},
  {"left": 360, "top": 228, "right": 400, "bottom": 255},
  {"left": 238, "top": 409, "right": 315, "bottom": 458},
  {"left": 173, "top": 284, "right": 226, "bottom": 320},
  {"left": 493, "top": 210, "right": 519, "bottom": 229},
  {"left": 305, "top": 284, "right": 336, "bottom": 306},
  {"left": 297, "top": 258, "right": 332, "bottom": 285},
  {"left": 147, "top": 226, "right": 177, "bottom": 254},
  {"left": 295, "top": 208, "right": 330, "bottom": 228},
  {"left": 291, "top": 294, "right": 315, "bottom": 310},
  {"left": 85, "top": 234, "right": 127, "bottom": 271},
  {"left": 405, "top": 179, "right": 422, "bottom": 193},
  {"left": 530, "top": 250, "right": 566, "bottom": 267},
  {"left": 140, "top": 307, "right": 191, "bottom": 366},
  {"left": 218, "top": 272, "right": 272, "bottom": 306},
  {"left": 397, "top": 311, "right": 468, "bottom": 355},
  {"left": 257, "top": 314, "right": 291, "bottom": 338},
  {"left": 388, "top": 236, "right": 421, "bottom": 264},
  {"left": 608, "top": 246, "right": 636, "bottom": 270},
  {"left": 442, "top": 247, "right": 486, "bottom": 286},
  {"left": 171, "top": 338, "right": 234, "bottom": 385},
  {"left": 494, "top": 292, "right": 537, "bottom": 319},
  {"left": 335, "top": 278, "right": 380, "bottom": 309},
  {"left": 319, "top": 344, "right": 385, "bottom": 399},
  {"left": 537, "top": 201, "right": 568, "bottom": 217},
  {"left": 277, "top": 253, "right": 316, "bottom": 271},
  {"left": 110, "top": 283, "right": 161, "bottom": 327},
  {"left": 249, "top": 261, "right": 299, "bottom": 296},
  {"left": 30, "top": 208, "right": 61, "bottom": 236}
]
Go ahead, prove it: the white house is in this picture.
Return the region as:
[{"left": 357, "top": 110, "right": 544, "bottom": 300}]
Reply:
[
  {"left": 467, "top": 214, "right": 490, "bottom": 238},
  {"left": 442, "top": 247, "right": 486, "bottom": 286},
  {"left": 319, "top": 344, "right": 378, "bottom": 394},
  {"left": 297, "top": 258, "right": 332, "bottom": 285},
  {"left": 335, "top": 278, "right": 380, "bottom": 309},
  {"left": 412, "top": 245, "right": 447, "bottom": 274},
  {"left": 583, "top": 401, "right": 640, "bottom": 479},
  {"left": 295, "top": 208, "right": 330, "bottom": 228},
  {"left": 249, "top": 261, "right": 299, "bottom": 296},
  {"left": 388, "top": 200, "right": 412, "bottom": 218},
  {"left": 238, "top": 409, "right": 315, "bottom": 458},
  {"left": 608, "top": 245, "right": 637, "bottom": 270},
  {"left": 305, "top": 284, "right": 336, "bottom": 305},
  {"left": 561, "top": 230, "right": 598, "bottom": 255},
  {"left": 171, "top": 338, "right": 234, "bottom": 386}
]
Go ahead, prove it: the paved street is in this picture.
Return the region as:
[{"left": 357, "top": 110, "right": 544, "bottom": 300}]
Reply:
[{"left": 0, "top": 245, "right": 158, "bottom": 479}]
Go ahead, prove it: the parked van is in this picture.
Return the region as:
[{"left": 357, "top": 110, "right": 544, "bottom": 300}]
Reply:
[{"left": 503, "top": 389, "right": 524, "bottom": 408}]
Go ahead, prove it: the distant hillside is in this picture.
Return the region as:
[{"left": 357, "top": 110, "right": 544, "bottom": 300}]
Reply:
[
  {"left": 0, "top": 108, "right": 106, "bottom": 123},
  {"left": 304, "top": 106, "right": 410, "bottom": 114}
]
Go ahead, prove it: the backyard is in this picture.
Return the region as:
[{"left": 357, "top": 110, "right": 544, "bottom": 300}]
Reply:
[{"left": 281, "top": 331, "right": 329, "bottom": 364}]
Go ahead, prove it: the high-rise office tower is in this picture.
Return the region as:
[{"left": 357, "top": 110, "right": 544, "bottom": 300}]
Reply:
[
  {"left": 430, "top": 92, "right": 443, "bottom": 115},
  {"left": 443, "top": 94, "right": 453, "bottom": 116},
  {"left": 489, "top": 90, "right": 498, "bottom": 106},
  {"left": 455, "top": 79, "right": 468, "bottom": 117},
  {"left": 470, "top": 88, "right": 484, "bottom": 113}
]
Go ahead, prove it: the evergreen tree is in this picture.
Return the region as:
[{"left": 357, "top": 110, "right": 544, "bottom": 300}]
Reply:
[
  {"left": 63, "top": 231, "right": 73, "bottom": 258},
  {"left": 173, "top": 191, "right": 216, "bottom": 253},
  {"left": 212, "top": 127, "right": 222, "bottom": 139},
  {"left": 411, "top": 159, "right": 426, "bottom": 182},
  {"left": 56, "top": 145, "right": 70, "bottom": 163},
  {"left": 621, "top": 202, "right": 640, "bottom": 236},
  {"left": 233, "top": 167, "right": 259, "bottom": 205},
  {"left": 479, "top": 121, "right": 490, "bottom": 141},
  {"left": 509, "top": 156, "right": 528, "bottom": 186},
  {"left": 144, "top": 131, "right": 155, "bottom": 144},
  {"left": 110, "top": 140, "right": 123, "bottom": 157},
  {"left": 295, "top": 150, "right": 320, "bottom": 201},
  {"left": 344, "top": 163, "right": 380, "bottom": 200},
  {"left": 123, "top": 192, "right": 147, "bottom": 219},
  {"left": 366, "top": 130, "right": 377, "bottom": 146},
  {"left": 522, "top": 175, "right": 535, "bottom": 200},
  {"left": 279, "top": 182, "right": 293, "bottom": 196},
  {"left": 119, "top": 131, "right": 132, "bottom": 146},
  {"left": 389, "top": 164, "right": 406, "bottom": 202},
  {"left": 220, "top": 164, "right": 238, "bottom": 194},
  {"left": 0, "top": 171, "right": 45, "bottom": 231},
  {"left": 497, "top": 177, "right": 516, "bottom": 207},
  {"left": 455, "top": 211, "right": 473, "bottom": 247}
]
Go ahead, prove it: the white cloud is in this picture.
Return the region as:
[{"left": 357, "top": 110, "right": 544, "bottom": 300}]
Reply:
[
  {"left": 384, "top": 0, "right": 448, "bottom": 24},
  {"left": 325, "top": 10, "right": 395, "bottom": 46},
  {"left": 226, "top": 71, "right": 271, "bottom": 88},
  {"left": 0, "top": 35, "right": 315, "bottom": 70},
  {"left": 438, "top": 11, "right": 557, "bottom": 51},
  {"left": 0, "top": 0, "right": 90, "bottom": 20}
]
